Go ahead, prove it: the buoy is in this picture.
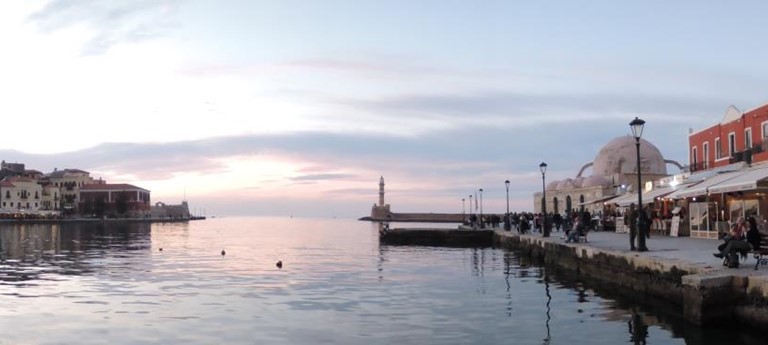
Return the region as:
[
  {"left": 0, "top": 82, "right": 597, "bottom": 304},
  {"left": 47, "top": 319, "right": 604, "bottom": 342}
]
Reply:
[
  {"left": 221, "top": 249, "right": 226, "bottom": 256},
  {"left": 159, "top": 248, "right": 163, "bottom": 252},
  {"left": 276, "top": 260, "right": 283, "bottom": 268}
]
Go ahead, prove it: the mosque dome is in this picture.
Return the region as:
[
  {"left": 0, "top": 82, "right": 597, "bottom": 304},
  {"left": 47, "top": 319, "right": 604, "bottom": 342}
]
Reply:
[
  {"left": 591, "top": 136, "right": 667, "bottom": 177},
  {"left": 546, "top": 181, "right": 559, "bottom": 191},
  {"left": 557, "top": 178, "right": 574, "bottom": 190},
  {"left": 581, "top": 175, "right": 611, "bottom": 188}
]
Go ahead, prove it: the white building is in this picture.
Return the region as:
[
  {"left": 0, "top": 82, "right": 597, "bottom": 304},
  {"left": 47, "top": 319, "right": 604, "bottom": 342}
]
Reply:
[
  {"left": 0, "top": 176, "right": 44, "bottom": 212},
  {"left": 45, "top": 168, "right": 97, "bottom": 211}
]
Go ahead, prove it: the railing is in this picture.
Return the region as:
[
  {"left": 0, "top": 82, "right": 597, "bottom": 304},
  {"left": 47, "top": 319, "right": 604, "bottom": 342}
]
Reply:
[
  {"left": 688, "top": 161, "right": 713, "bottom": 173},
  {"left": 729, "top": 148, "right": 753, "bottom": 164}
]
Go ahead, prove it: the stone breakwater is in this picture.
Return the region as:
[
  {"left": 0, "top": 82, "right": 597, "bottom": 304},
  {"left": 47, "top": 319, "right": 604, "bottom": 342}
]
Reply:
[
  {"left": 380, "top": 227, "right": 768, "bottom": 327},
  {"left": 493, "top": 231, "right": 768, "bottom": 328}
]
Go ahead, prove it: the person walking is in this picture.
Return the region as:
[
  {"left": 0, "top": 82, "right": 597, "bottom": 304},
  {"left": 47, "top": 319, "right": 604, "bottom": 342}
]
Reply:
[{"left": 627, "top": 203, "right": 638, "bottom": 251}]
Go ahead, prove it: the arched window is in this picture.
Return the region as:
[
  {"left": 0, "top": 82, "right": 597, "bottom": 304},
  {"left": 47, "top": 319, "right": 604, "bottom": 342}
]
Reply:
[{"left": 566, "top": 196, "right": 572, "bottom": 214}]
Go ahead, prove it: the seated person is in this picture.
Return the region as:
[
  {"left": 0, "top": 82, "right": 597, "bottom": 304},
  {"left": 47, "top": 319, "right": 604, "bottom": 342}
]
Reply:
[
  {"left": 566, "top": 218, "right": 583, "bottom": 243},
  {"left": 714, "top": 217, "right": 751, "bottom": 263}
]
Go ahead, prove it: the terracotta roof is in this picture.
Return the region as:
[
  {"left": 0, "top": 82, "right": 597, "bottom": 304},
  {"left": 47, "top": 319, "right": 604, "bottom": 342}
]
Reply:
[
  {"left": 80, "top": 183, "right": 150, "bottom": 192},
  {"left": 0, "top": 180, "right": 14, "bottom": 188},
  {"left": 7, "top": 176, "right": 35, "bottom": 183}
]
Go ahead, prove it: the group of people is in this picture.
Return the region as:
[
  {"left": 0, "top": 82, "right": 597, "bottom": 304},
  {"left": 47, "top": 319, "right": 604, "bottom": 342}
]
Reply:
[{"left": 713, "top": 216, "right": 762, "bottom": 268}]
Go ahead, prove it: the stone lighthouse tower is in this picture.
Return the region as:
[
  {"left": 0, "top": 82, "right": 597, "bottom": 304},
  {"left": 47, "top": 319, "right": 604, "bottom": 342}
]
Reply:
[
  {"left": 378, "top": 175, "right": 385, "bottom": 206},
  {"left": 370, "top": 176, "right": 391, "bottom": 220}
]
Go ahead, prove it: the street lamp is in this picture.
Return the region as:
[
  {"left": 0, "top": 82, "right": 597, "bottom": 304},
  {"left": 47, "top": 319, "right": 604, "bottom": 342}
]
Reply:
[
  {"left": 469, "top": 194, "right": 473, "bottom": 225},
  {"left": 630, "top": 117, "right": 648, "bottom": 252},
  {"left": 462, "top": 198, "right": 466, "bottom": 223},
  {"left": 540, "top": 162, "right": 550, "bottom": 237},
  {"left": 479, "top": 188, "right": 484, "bottom": 228},
  {"left": 505, "top": 179, "right": 511, "bottom": 230}
]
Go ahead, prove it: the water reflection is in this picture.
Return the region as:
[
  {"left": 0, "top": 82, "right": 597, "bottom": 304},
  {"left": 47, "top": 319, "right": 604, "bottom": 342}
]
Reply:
[
  {"left": 628, "top": 308, "right": 649, "bottom": 345},
  {"left": 0, "top": 222, "right": 152, "bottom": 284},
  {"left": 543, "top": 270, "right": 551, "bottom": 345}
]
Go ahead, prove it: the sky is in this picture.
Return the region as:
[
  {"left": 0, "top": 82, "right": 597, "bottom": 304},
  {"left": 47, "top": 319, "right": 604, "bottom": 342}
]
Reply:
[{"left": 1, "top": 1, "right": 767, "bottom": 218}]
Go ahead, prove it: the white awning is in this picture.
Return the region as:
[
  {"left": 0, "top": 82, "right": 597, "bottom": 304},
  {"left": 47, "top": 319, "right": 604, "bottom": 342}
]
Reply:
[
  {"left": 611, "top": 186, "right": 678, "bottom": 207},
  {"left": 666, "top": 170, "right": 746, "bottom": 199},
  {"left": 644, "top": 185, "right": 678, "bottom": 201},
  {"left": 611, "top": 193, "right": 641, "bottom": 207},
  {"left": 706, "top": 165, "right": 768, "bottom": 194}
]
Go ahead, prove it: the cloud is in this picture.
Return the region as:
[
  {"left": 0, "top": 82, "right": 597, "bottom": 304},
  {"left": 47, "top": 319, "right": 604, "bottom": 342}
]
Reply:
[
  {"left": 342, "top": 91, "right": 731, "bottom": 124},
  {"left": 27, "top": 0, "right": 184, "bottom": 55},
  {"left": 290, "top": 173, "right": 356, "bottom": 182}
]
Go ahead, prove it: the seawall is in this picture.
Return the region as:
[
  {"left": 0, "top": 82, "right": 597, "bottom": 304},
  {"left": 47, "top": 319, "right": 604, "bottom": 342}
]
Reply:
[
  {"left": 361, "top": 213, "right": 466, "bottom": 222},
  {"left": 493, "top": 231, "right": 768, "bottom": 327}
]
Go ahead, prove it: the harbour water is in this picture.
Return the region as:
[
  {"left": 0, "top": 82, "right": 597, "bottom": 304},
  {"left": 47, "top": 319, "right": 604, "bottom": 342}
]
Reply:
[{"left": 0, "top": 217, "right": 761, "bottom": 344}]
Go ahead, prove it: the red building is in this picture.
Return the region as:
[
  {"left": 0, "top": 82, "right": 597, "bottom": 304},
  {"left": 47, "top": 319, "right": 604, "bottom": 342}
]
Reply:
[
  {"left": 79, "top": 183, "right": 151, "bottom": 216},
  {"left": 688, "top": 103, "right": 768, "bottom": 171}
]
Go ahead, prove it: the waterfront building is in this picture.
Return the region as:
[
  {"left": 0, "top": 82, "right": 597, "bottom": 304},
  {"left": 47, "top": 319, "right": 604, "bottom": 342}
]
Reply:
[
  {"left": 688, "top": 103, "right": 768, "bottom": 171},
  {"left": 534, "top": 136, "right": 682, "bottom": 218},
  {"left": 0, "top": 160, "right": 25, "bottom": 179},
  {"left": 150, "top": 201, "right": 191, "bottom": 219},
  {"left": 0, "top": 176, "right": 44, "bottom": 213},
  {"left": 40, "top": 183, "right": 60, "bottom": 211},
  {"left": 78, "top": 183, "right": 151, "bottom": 217},
  {"left": 45, "top": 168, "right": 96, "bottom": 212},
  {"left": 657, "top": 102, "right": 768, "bottom": 239}
]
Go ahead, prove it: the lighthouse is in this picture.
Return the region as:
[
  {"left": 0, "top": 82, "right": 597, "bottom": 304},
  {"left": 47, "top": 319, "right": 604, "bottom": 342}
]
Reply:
[
  {"left": 378, "top": 176, "right": 385, "bottom": 206},
  {"left": 370, "top": 176, "right": 391, "bottom": 220}
]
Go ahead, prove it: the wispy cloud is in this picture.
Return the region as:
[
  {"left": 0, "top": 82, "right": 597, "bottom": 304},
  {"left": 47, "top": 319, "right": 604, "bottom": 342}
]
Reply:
[
  {"left": 27, "top": 0, "right": 184, "bottom": 55},
  {"left": 290, "top": 173, "right": 356, "bottom": 182}
]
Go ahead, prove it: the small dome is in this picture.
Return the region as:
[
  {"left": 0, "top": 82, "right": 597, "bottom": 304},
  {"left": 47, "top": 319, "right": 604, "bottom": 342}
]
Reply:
[
  {"left": 592, "top": 136, "right": 667, "bottom": 177},
  {"left": 572, "top": 176, "right": 585, "bottom": 188},
  {"left": 582, "top": 175, "right": 610, "bottom": 187},
  {"left": 557, "top": 178, "right": 574, "bottom": 190},
  {"left": 546, "top": 180, "right": 559, "bottom": 191}
]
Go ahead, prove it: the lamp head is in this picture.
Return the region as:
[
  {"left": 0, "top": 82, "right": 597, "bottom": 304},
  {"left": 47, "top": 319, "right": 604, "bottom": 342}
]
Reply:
[
  {"left": 629, "top": 117, "right": 646, "bottom": 140},
  {"left": 505, "top": 179, "right": 510, "bottom": 188},
  {"left": 539, "top": 162, "right": 547, "bottom": 174}
]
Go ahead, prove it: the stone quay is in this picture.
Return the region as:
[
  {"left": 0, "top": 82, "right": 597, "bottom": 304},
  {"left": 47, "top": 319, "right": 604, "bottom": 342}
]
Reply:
[{"left": 380, "top": 227, "right": 768, "bottom": 328}]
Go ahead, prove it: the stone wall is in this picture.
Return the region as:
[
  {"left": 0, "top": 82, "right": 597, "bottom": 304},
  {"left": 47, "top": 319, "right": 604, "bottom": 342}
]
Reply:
[{"left": 493, "top": 231, "right": 768, "bottom": 328}]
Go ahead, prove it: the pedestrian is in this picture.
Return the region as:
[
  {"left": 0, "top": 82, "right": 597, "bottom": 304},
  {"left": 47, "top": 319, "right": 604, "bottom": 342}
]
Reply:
[{"left": 628, "top": 203, "right": 638, "bottom": 251}]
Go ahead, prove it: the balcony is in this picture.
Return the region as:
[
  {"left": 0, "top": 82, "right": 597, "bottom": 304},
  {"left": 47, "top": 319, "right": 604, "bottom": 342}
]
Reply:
[
  {"left": 729, "top": 148, "right": 753, "bottom": 165},
  {"left": 689, "top": 161, "right": 713, "bottom": 173}
]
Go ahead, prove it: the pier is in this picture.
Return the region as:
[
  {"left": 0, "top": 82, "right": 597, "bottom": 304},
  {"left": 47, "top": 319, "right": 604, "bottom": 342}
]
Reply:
[{"left": 381, "top": 227, "right": 768, "bottom": 328}]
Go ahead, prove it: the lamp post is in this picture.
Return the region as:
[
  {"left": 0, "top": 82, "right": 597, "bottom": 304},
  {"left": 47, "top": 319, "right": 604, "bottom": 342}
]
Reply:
[
  {"left": 540, "top": 162, "right": 549, "bottom": 237},
  {"left": 469, "top": 194, "right": 473, "bottom": 226},
  {"left": 630, "top": 117, "right": 648, "bottom": 252},
  {"left": 479, "top": 188, "right": 484, "bottom": 228},
  {"left": 505, "top": 179, "right": 510, "bottom": 230},
  {"left": 462, "top": 198, "right": 466, "bottom": 223}
]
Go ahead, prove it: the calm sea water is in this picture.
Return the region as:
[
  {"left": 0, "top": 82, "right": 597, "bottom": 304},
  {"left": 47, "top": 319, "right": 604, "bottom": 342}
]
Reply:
[{"left": 0, "top": 217, "right": 760, "bottom": 344}]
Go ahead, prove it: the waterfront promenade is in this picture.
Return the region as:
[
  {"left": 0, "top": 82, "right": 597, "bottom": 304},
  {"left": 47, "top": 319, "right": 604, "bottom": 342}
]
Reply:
[{"left": 505, "top": 229, "right": 766, "bottom": 275}]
